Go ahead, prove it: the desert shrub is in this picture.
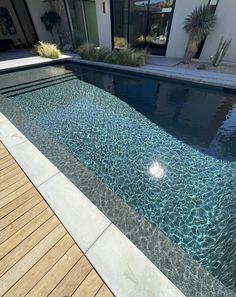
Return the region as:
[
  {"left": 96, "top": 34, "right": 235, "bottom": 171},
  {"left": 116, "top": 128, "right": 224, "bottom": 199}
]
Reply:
[
  {"left": 34, "top": 41, "right": 61, "bottom": 59},
  {"left": 114, "top": 37, "right": 127, "bottom": 48},
  {"left": 77, "top": 43, "right": 97, "bottom": 60},
  {"left": 78, "top": 43, "right": 148, "bottom": 67}
]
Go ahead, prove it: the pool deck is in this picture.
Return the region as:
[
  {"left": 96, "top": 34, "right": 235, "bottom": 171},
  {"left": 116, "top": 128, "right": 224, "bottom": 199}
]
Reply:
[{"left": 0, "top": 142, "right": 113, "bottom": 297}]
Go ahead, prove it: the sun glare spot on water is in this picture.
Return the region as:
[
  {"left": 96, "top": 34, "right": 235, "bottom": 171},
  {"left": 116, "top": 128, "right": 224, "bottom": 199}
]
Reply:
[{"left": 149, "top": 162, "right": 165, "bottom": 179}]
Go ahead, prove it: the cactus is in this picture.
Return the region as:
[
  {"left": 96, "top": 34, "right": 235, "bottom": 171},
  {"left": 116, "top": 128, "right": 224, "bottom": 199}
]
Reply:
[{"left": 212, "top": 37, "right": 231, "bottom": 66}]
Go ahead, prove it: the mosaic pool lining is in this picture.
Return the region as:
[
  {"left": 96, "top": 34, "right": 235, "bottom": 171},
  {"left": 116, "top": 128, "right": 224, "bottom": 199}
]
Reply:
[{"left": 0, "top": 63, "right": 235, "bottom": 297}]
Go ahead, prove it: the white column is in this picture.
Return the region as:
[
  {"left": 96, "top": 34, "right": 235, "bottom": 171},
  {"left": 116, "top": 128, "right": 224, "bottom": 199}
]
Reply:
[{"left": 95, "top": 0, "right": 112, "bottom": 49}]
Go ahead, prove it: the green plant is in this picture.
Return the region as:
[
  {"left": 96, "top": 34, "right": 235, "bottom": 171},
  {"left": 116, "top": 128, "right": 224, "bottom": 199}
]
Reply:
[
  {"left": 183, "top": 4, "right": 216, "bottom": 64},
  {"left": 34, "top": 41, "right": 61, "bottom": 59},
  {"left": 212, "top": 37, "right": 231, "bottom": 66},
  {"left": 78, "top": 43, "right": 148, "bottom": 67},
  {"left": 41, "top": 10, "right": 61, "bottom": 43},
  {"left": 114, "top": 37, "right": 127, "bottom": 48},
  {"left": 77, "top": 43, "right": 97, "bottom": 60}
]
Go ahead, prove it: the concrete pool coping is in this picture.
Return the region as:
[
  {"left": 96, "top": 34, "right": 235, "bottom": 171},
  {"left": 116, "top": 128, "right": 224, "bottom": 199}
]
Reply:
[
  {"left": 0, "top": 52, "right": 236, "bottom": 90},
  {"left": 68, "top": 58, "right": 236, "bottom": 90},
  {"left": 0, "top": 112, "right": 186, "bottom": 297}
]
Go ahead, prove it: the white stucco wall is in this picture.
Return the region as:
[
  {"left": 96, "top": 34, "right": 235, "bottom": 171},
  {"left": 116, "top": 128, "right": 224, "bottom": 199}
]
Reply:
[
  {"left": 25, "top": 0, "right": 53, "bottom": 43},
  {"left": 166, "top": 0, "right": 208, "bottom": 58},
  {"left": 200, "top": 0, "right": 236, "bottom": 63},
  {"left": 95, "top": 0, "right": 112, "bottom": 49}
]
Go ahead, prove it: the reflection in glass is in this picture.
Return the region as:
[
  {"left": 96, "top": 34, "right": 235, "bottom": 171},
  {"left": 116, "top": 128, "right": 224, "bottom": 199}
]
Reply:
[
  {"left": 112, "top": 0, "right": 175, "bottom": 55},
  {"left": 113, "top": 0, "right": 129, "bottom": 48}
]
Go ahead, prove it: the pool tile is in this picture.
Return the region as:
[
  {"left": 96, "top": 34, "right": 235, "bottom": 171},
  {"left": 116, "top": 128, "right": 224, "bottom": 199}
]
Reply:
[
  {"left": 9, "top": 141, "right": 59, "bottom": 186},
  {"left": 38, "top": 172, "right": 111, "bottom": 252},
  {"left": 86, "top": 224, "right": 186, "bottom": 297}
]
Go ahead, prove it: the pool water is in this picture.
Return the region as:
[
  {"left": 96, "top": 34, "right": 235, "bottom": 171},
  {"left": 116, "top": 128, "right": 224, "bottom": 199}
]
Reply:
[{"left": 0, "top": 63, "right": 235, "bottom": 296}]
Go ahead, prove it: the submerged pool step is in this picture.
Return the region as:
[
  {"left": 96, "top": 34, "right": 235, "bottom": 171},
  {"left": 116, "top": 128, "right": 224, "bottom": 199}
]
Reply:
[
  {"left": 0, "top": 72, "right": 73, "bottom": 92},
  {"left": 0, "top": 73, "right": 77, "bottom": 98}
]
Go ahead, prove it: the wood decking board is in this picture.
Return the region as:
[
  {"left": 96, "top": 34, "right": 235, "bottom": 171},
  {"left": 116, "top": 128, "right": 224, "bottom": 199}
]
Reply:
[{"left": 0, "top": 142, "right": 114, "bottom": 297}]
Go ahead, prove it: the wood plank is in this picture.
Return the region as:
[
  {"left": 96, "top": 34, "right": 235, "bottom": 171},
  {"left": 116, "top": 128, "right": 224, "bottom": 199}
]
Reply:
[
  {"left": 0, "top": 163, "right": 18, "bottom": 178},
  {"left": 0, "top": 155, "right": 12, "bottom": 166},
  {"left": 0, "top": 195, "right": 47, "bottom": 244},
  {"left": 0, "top": 150, "right": 8, "bottom": 160},
  {"left": 72, "top": 270, "right": 103, "bottom": 297},
  {"left": 0, "top": 206, "right": 53, "bottom": 259},
  {"left": 0, "top": 158, "right": 15, "bottom": 171},
  {"left": 49, "top": 256, "right": 92, "bottom": 297},
  {"left": 0, "top": 224, "right": 67, "bottom": 296},
  {"left": 0, "top": 187, "right": 37, "bottom": 220},
  {"left": 0, "top": 182, "right": 33, "bottom": 209},
  {"left": 3, "top": 234, "right": 74, "bottom": 297},
  {"left": 0, "top": 177, "right": 29, "bottom": 200},
  {"left": 0, "top": 146, "right": 5, "bottom": 153},
  {"left": 96, "top": 284, "right": 114, "bottom": 297},
  {"left": 0, "top": 216, "right": 59, "bottom": 277},
  {"left": 0, "top": 143, "right": 114, "bottom": 297},
  {"left": 25, "top": 244, "right": 83, "bottom": 297},
  {"left": 0, "top": 171, "right": 26, "bottom": 192},
  {"left": 0, "top": 167, "right": 22, "bottom": 185},
  {"left": 0, "top": 194, "right": 42, "bottom": 231}
]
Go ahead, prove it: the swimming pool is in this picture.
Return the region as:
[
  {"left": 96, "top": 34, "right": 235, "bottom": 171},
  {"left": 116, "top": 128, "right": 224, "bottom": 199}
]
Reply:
[{"left": 0, "top": 62, "right": 235, "bottom": 297}]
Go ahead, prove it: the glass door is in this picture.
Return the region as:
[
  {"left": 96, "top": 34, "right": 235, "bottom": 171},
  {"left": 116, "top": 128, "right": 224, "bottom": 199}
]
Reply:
[
  {"left": 83, "top": 0, "right": 99, "bottom": 45},
  {"left": 66, "top": 0, "right": 99, "bottom": 46},
  {"left": 146, "top": 0, "right": 174, "bottom": 55},
  {"left": 112, "top": 0, "right": 175, "bottom": 55}
]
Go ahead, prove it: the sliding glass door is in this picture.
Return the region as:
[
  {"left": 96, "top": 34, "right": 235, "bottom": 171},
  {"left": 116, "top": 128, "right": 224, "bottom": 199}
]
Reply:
[
  {"left": 66, "top": 0, "right": 99, "bottom": 46},
  {"left": 112, "top": 0, "right": 175, "bottom": 55}
]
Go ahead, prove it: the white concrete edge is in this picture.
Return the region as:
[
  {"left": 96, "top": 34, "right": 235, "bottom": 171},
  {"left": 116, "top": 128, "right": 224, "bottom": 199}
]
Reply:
[
  {"left": 0, "top": 55, "right": 70, "bottom": 72},
  {"left": 0, "top": 112, "right": 186, "bottom": 297},
  {"left": 69, "top": 58, "right": 236, "bottom": 90},
  {"left": 1, "top": 52, "right": 235, "bottom": 90}
]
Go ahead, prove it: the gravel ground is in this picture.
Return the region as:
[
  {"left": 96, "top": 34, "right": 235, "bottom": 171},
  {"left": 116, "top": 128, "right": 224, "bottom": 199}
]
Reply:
[{"left": 176, "top": 60, "right": 236, "bottom": 75}]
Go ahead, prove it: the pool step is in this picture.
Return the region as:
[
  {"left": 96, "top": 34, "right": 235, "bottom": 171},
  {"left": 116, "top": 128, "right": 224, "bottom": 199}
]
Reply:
[{"left": 0, "top": 74, "right": 77, "bottom": 98}]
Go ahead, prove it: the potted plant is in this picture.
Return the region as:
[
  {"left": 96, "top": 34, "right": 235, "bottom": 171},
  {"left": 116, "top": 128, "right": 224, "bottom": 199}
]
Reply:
[
  {"left": 183, "top": 4, "right": 216, "bottom": 64},
  {"left": 41, "top": 10, "right": 61, "bottom": 44}
]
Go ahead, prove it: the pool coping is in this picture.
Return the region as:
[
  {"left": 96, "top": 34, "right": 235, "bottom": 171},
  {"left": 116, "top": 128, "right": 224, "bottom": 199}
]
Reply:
[
  {"left": 0, "top": 113, "right": 187, "bottom": 297},
  {"left": 1, "top": 54, "right": 236, "bottom": 91},
  {"left": 67, "top": 58, "right": 236, "bottom": 91}
]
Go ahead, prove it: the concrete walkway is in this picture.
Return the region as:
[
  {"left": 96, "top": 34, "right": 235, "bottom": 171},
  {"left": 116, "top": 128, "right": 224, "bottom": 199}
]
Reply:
[{"left": 0, "top": 49, "right": 70, "bottom": 71}]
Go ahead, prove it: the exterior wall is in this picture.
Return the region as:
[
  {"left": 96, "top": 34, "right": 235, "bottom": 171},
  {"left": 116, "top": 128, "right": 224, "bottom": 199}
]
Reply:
[
  {"left": 0, "top": 0, "right": 27, "bottom": 45},
  {"left": 13, "top": 0, "right": 37, "bottom": 46},
  {"left": 166, "top": 0, "right": 208, "bottom": 58},
  {"left": 50, "top": 0, "right": 72, "bottom": 46},
  {"left": 200, "top": 0, "right": 236, "bottom": 63},
  {"left": 95, "top": 0, "right": 112, "bottom": 48},
  {"left": 25, "top": 0, "right": 54, "bottom": 43}
]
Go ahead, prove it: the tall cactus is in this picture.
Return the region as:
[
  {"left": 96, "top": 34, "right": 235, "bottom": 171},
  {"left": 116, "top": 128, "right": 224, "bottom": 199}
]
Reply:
[{"left": 212, "top": 37, "right": 231, "bottom": 66}]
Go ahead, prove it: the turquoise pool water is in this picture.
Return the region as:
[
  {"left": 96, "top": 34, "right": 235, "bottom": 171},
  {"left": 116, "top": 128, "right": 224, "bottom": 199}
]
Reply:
[{"left": 0, "top": 63, "right": 235, "bottom": 297}]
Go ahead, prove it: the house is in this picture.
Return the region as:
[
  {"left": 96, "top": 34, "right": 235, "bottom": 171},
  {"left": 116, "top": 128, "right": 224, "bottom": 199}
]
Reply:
[{"left": 0, "top": 0, "right": 235, "bottom": 63}]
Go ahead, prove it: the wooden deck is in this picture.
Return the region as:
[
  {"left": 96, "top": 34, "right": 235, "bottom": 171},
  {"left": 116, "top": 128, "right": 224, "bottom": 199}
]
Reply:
[{"left": 0, "top": 142, "right": 114, "bottom": 297}]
